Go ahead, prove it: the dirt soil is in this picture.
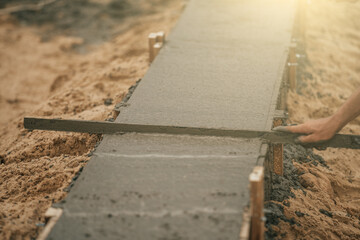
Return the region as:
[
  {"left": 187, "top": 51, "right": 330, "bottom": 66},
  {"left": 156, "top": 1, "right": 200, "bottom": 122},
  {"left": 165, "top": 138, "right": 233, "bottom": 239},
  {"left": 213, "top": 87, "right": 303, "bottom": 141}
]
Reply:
[
  {"left": 266, "top": 0, "right": 360, "bottom": 239},
  {"left": 0, "top": 0, "right": 184, "bottom": 239}
]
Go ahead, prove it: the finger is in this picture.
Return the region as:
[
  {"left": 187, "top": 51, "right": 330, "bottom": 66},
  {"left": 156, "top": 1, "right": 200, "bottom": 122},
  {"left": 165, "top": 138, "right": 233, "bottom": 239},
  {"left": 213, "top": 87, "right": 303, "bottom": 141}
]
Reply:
[
  {"left": 297, "top": 134, "right": 319, "bottom": 144},
  {"left": 287, "top": 124, "right": 312, "bottom": 134},
  {"left": 272, "top": 126, "right": 290, "bottom": 132}
]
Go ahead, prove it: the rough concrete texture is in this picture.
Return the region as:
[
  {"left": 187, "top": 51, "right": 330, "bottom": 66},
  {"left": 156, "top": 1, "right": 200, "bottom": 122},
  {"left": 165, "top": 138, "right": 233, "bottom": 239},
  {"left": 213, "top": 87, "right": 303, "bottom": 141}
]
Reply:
[
  {"left": 117, "top": 0, "right": 295, "bottom": 131},
  {"left": 48, "top": 0, "right": 296, "bottom": 239},
  {"left": 48, "top": 134, "right": 262, "bottom": 240}
]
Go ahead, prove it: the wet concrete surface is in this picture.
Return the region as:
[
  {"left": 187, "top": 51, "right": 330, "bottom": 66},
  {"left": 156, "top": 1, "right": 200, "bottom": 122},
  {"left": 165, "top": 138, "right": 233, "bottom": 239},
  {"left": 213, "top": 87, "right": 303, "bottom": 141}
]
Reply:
[
  {"left": 117, "top": 0, "right": 295, "bottom": 131},
  {"left": 48, "top": 134, "right": 262, "bottom": 240},
  {"left": 48, "top": 0, "right": 296, "bottom": 239}
]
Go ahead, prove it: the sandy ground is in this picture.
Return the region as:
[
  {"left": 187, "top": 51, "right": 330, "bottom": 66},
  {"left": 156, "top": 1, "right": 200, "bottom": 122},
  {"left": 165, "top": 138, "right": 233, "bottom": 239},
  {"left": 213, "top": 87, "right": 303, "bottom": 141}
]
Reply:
[
  {"left": 2, "top": 0, "right": 360, "bottom": 239},
  {"left": 0, "top": 1, "right": 184, "bottom": 239},
  {"left": 276, "top": 0, "right": 360, "bottom": 239}
]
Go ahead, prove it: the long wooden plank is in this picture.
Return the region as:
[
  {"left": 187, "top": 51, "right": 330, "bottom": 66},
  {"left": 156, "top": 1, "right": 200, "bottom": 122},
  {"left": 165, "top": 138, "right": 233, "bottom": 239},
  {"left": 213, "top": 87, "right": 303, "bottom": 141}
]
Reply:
[{"left": 24, "top": 117, "right": 360, "bottom": 149}]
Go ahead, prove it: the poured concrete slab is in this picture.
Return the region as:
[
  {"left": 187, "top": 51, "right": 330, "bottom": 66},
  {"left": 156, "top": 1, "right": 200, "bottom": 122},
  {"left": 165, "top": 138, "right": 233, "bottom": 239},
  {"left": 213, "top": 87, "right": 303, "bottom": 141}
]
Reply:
[
  {"left": 48, "top": 0, "right": 296, "bottom": 239},
  {"left": 48, "top": 134, "right": 263, "bottom": 240},
  {"left": 117, "top": 0, "right": 295, "bottom": 131}
]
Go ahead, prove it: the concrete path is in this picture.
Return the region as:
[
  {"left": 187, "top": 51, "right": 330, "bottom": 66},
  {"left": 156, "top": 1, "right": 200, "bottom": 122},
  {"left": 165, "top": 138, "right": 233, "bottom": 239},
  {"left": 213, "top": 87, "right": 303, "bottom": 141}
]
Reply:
[
  {"left": 118, "top": 0, "right": 294, "bottom": 131},
  {"left": 48, "top": 0, "right": 295, "bottom": 239},
  {"left": 49, "top": 134, "right": 263, "bottom": 239}
]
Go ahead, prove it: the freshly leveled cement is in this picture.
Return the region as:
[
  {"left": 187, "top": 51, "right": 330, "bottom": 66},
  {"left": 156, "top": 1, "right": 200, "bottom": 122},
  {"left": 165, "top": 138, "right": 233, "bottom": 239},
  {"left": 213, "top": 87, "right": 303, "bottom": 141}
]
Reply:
[
  {"left": 48, "top": 0, "right": 296, "bottom": 239},
  {"left": 117, "top": 0, "right": 295, "bottom": 131},
  {"left": 48, "top": 134, "right": 263, "bottom": 240}
]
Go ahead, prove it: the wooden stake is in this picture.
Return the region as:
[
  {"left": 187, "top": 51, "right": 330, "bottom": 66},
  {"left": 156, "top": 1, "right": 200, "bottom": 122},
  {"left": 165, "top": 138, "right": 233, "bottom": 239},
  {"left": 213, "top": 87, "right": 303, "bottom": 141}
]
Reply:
[
  {"left": 273, "top": 144, "right": 283, "bottom": 176},
  {"left": 148, "top": 33, "right": 157, "bottom": 63},
  {"left": 37, "top": 207, "right": 63, "bottom": 240},
  {"left": 279, "top": 83, "right": 287, "bottom": 110},
  {"left": 156, "top": 31, "right": 165, "bottom": 44},
  {"left": 272, "top": 118, "right": 284, "bottom": 176},
  {"left": 250, "top": 166, "right": 264, "bottom": 240},
  {"left": 278, "top": 63, "right": 288, "bottom": 110},
  {"left": 149, "top": 31, "right": 165, "bottom": 63},
  {"left": 153, "top": 42, "right": 163, "bottom": 60},
  {"left": 288, "top": 43, "right": 297, "bottom": 91}
]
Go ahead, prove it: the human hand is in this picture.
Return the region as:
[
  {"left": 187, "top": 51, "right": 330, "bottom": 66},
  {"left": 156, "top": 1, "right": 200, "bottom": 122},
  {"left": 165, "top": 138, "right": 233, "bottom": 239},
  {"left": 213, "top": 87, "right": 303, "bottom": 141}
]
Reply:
[{"left": 272, "top": 117, "right": 340, "bottom": 143}]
